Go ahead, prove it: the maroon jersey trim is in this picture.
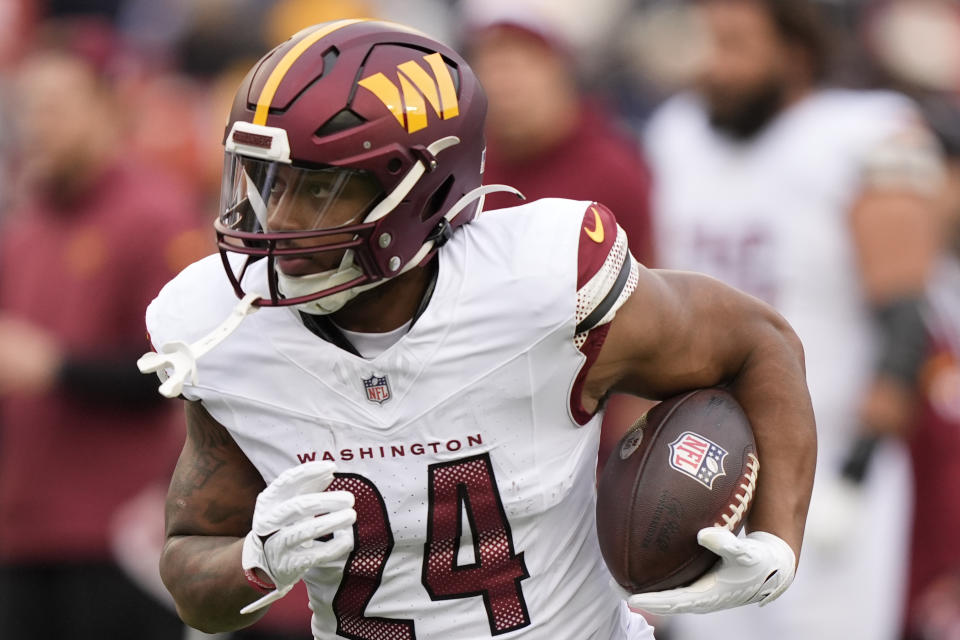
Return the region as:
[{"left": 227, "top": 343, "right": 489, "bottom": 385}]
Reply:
[{"left": 569, "top": 324, "right": 612, "bottom": 426}]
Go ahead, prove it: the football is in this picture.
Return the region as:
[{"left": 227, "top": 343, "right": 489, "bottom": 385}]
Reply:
[{"left": 596, "top": 387, "right": 759, "bottom": 594}]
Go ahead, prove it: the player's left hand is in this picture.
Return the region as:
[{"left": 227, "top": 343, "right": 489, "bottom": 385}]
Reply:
[{"left": 627, "top": 527, "right": 796, "bottom": 614}]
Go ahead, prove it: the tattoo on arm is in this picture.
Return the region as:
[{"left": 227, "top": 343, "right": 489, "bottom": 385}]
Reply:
[
  {"left": 159, "top": 403, "right": 271, "bottom": 631},
  {"left": 183, "top": 413, "right": 234, "bottom": 493},
  {"left": 165, "top": 401, "right": 264, "bottom": 538}
]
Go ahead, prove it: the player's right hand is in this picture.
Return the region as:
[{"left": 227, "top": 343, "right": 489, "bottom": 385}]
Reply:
[
  {"left": 240, "top": 461, "right": 356, "bottom": 614},
  {"left": 627, "top": 527, "right": 795, "bottom": 615}
]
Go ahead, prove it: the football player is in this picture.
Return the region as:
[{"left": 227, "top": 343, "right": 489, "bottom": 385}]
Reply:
[
  {"left": 141, "top": 20, "right": 815, "bottom": 639},
  {"left": 644, "top": 0, "right": 944, "bottom": 638}
]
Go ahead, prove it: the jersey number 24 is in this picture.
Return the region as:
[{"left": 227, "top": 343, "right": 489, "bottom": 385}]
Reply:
[{"left": 329, "top": 452, "right": 531, "bottom": 638}]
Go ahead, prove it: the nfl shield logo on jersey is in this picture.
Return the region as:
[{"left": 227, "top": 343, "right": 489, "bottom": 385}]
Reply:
[
  {"left": 362, "top": 374, "right": 391, "bottom": 405},
  {"left": 667, "top": 431, "right": 727, "bottom": 489}
]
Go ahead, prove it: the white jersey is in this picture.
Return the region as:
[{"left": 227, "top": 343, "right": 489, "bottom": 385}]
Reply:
[
  {"left": 646, "top": 89, "right": 928, "bottom": 640},
  {"left": 146, "top": 199, "right": 652, "bottom": 640}
]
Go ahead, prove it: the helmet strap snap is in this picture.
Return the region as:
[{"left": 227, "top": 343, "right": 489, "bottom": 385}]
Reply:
[
  {"left": 411, "top": 145, "right": 440, "bottom": 172},
  {"left": 427, "top": 218, "right": 454, "bottom": 247}
]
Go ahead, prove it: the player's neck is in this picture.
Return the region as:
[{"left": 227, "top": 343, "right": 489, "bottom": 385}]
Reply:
[{"left": 330, "top": 261, "right": 436, "bottom": 333}]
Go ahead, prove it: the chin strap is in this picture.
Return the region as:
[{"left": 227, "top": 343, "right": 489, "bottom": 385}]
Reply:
[
  {"left": 400, "top": 183, "right": 526, "bottom": 272},
  {"left": 138, "top": 293, "right": 261, "bottom": 398},
  {"left": 446, "top": 183, "right": 524, "bottom": 222}
]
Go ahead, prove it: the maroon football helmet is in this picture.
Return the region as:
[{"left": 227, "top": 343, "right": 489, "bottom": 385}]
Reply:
[{"left": 216, "top": 19, "right": 489, "bottom": 314}]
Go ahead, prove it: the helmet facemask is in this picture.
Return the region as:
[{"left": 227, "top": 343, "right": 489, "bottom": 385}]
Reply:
[
  {"left": 216, "top": 138, "right": 389, "bottom": 313},
  {"left": 215, "top": 121, "right": 482, "bottom": 315}
]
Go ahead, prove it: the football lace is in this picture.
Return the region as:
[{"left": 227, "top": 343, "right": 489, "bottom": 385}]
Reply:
[{"left": 715, "top": 453, "right": 759, "bottom": 530}]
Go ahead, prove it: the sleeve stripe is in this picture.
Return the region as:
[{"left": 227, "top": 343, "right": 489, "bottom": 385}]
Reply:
[{"left": 576, "top": 249, "right": 632, "bottom": 335}]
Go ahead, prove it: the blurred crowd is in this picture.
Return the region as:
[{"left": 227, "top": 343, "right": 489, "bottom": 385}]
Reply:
[{"left": 0, "top": 0, "right": 957, "bottom": 639}]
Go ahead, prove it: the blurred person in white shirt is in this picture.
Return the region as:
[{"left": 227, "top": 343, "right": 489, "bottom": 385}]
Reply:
[{"left": 642, "top": 1, "right": 944, "bottom": 639}]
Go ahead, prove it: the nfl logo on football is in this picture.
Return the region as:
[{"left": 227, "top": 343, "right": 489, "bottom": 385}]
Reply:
[
  {"left": 668, "top": 431, "right": 727, "bottom": 489},
  {"left": 362, "top": 374, "right": 391, "bottom": 405}
]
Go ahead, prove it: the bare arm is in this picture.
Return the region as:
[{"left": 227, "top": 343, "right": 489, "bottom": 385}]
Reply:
[
  {"left": 852, "top": 190, "right": 939, "bottom": 302},
  {"left": 584, "top": 266, "right": 816, "bottom": 559},
  {"left": 850, "top": 188, "right": 940, "bottom": 437},
  {"left": 159, "top": 400, "right": 268, "bottom": 632}
]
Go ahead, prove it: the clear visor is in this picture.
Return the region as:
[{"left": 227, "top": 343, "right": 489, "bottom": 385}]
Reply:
[{"left": 219, "top": 154, "right": 383, "bottom": 234}]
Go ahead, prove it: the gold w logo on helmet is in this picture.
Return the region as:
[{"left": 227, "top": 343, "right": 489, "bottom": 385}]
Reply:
[{"left": 358, "top": 53, "right": 460, "bottom": 133}]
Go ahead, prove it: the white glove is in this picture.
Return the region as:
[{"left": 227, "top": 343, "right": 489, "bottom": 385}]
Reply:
[
  {"left": 240, "top": 461, "right": 356, "bottom": 614},
  {"left": 627, "top": 527, "right": 796, "bottom": 615}
]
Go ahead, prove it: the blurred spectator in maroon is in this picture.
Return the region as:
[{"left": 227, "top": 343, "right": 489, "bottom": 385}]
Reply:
[
  {"left": 464, "top": 10, "right": 656, "bottom": 469},
  {"left": 905, "top": 251, "right": 960, "bottom": 640},
  {"left": 0, "top": 23, "right": 206, "bottom": 640},
  {"left": 466, "top": 19, "right": 654, "bottom": 265},
  {"left": 902, "top": 103, "right": 960, "bottom": 640},
  {"left": 123, "top": 72, "right": 224, "bottom": 214}
]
